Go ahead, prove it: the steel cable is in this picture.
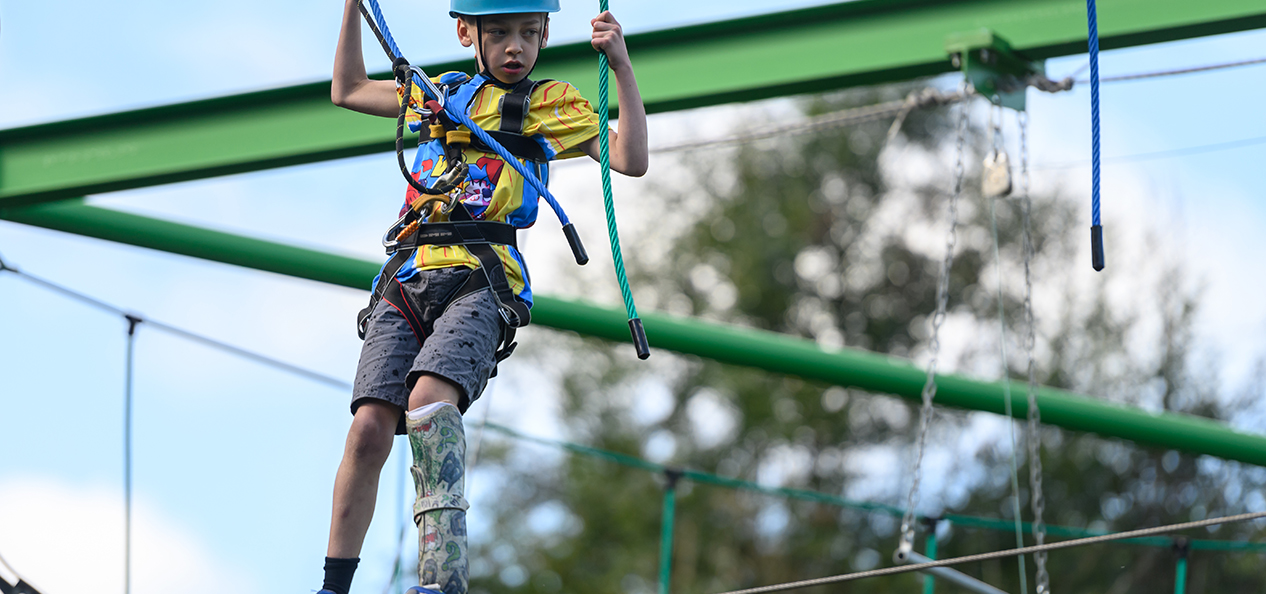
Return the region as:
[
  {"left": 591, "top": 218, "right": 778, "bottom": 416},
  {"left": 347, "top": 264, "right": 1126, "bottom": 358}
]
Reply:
[
  {"left": 0, "top": 261, "right": 351, "bottom": 390},
  {"left": 714, "top": 511, "right": 1266, "bottom": 594}
]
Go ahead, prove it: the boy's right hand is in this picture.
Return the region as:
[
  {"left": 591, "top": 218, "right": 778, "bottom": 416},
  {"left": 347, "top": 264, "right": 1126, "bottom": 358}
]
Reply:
[
  {"left": 333, "top": 0, "right": 400, "bottom": 117},
  {"left": 591, "top": 11, "right": 633, "bottom": 73}
]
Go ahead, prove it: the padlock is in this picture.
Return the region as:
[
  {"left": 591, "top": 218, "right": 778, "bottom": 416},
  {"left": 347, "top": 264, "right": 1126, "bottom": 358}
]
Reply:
[{"left": 982, "top": 150, "right": 1013, "bottom": 198}]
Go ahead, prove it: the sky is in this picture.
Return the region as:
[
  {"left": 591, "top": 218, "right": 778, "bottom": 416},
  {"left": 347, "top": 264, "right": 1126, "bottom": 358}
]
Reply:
[{"left": 2, "top": 2, "right": 1265, "bottom": 594}]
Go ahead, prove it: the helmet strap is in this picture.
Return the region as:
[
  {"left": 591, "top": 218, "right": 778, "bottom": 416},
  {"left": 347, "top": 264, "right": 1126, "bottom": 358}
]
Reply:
[{"left": 475, "top": 16, "right": 494, "bottom": 81}]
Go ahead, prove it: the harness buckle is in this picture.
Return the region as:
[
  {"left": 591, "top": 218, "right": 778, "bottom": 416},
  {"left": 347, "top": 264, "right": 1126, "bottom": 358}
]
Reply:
[{"left": 497, "top": 304, "right": 519, "bottom": 327}]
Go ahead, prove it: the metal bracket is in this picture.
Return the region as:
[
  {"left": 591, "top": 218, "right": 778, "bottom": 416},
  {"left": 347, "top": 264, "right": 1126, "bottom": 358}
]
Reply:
[
  {"left": 902, "top": 551, "right": 1010, "bottom": 594},
  {"left": 946, "top": 29, "right": 1046, "bottom": 111}
]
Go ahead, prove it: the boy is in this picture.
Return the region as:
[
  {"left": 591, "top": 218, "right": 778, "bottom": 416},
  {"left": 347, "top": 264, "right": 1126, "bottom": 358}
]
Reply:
[{"left": 318, "top": 2, "right": 648, "bottom": 594}]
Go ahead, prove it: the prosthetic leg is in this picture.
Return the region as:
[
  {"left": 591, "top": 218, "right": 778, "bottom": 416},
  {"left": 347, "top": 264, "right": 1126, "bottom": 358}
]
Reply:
[{"left": 406, "top": 403, "right": 469, "bottom": 594}]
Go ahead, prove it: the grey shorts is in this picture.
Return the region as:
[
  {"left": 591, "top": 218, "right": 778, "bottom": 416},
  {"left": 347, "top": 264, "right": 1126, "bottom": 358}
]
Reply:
[{"left": 352, "top": 267, "right": 504, "bottom": 434}]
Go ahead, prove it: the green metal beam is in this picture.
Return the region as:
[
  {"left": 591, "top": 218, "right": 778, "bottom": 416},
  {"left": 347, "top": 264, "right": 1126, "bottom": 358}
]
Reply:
[
  {"left": 4, "top": 201, "right": 1266, "bottom": 467},
  {"left": 3, "top": 0, "right": 1265, "bottom": 206}
]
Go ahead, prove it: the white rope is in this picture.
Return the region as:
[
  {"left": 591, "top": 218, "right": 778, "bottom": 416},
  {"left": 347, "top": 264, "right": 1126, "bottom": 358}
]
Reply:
[
  {"left": 649, "top": 88, "right": 965, "bottom": 154},
  {"left": 714, "top": 511, "right": 1266, "bottom": 594},
  {"left": 1081, "top": 56, "right": 1266, "bottom": 84}
]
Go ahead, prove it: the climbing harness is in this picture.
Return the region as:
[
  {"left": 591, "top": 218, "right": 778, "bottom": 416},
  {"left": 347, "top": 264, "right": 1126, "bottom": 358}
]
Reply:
[
  {"left": 353, "top": 0, "right": 574, "bottom": 356},
  {"left": 895, "top": 78, "right": 969, "bottom": 564},
  {"left": 355, "top": 0, "right": 650, "bottom": 359},
  {"left": 1086, "top": 0, "right": 1105, "bottom": 271}
]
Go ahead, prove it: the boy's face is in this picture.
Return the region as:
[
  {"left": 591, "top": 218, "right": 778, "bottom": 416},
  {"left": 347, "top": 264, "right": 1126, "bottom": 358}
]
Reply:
[{"left": 457, "top": 13, "right": 549, "bottom": 84}]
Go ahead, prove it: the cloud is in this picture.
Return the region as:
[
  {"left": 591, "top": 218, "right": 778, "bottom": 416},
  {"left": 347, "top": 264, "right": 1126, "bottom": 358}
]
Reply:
[{"left": 0, "top": 477, "right": 261, "bottom": 594}]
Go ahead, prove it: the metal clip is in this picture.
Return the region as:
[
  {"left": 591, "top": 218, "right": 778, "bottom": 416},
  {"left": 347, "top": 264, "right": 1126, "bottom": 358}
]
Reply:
[
  {"left": 408, "top": 66, "right": 447, "bottom": 111},
  {"left": 381, "top": 211, "right": 414, "bottom": 253},
  {"left": 431, "top": 161, "right": 469, "bottom": 195}
]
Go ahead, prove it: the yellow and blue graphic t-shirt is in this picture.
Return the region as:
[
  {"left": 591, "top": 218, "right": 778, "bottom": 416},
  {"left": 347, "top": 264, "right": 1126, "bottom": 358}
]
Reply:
[{"left": 391, "top": 72, "right": 600, "bottom": 306}]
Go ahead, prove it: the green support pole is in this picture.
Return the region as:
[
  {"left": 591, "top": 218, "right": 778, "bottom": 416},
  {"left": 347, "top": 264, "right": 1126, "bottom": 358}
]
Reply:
[
  {"left": 1173, "top": 538, "right": 1190, "bottom": 594},
  {"left": 5, "top": 203, "right": 1266, "bottom": 468},
  {"left": 659, "top": 470, "right": 681, "bottom": 594},
  {"left": 923, "top": 518, "right": 939, "bottom": 594}
]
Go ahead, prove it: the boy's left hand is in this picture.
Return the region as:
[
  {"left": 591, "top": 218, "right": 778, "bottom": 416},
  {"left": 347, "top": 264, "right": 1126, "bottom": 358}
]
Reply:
[{"left": 591, "top": 11, "right": 632, "bottom": 71}]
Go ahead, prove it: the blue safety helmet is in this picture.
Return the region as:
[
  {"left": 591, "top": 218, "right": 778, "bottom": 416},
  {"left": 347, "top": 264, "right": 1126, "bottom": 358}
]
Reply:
[{"left": 450, "top": 0, "right": 560, "bottom": 17}]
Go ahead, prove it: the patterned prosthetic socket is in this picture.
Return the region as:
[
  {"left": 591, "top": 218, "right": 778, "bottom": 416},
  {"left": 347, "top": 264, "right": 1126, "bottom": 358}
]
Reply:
[{"left": 406, "top": 404, "right": 469, "bottom": 594}]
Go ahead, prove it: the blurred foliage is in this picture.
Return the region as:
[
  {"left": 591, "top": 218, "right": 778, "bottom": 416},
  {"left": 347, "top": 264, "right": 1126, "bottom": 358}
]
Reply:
[{"left": 457, "top": 84, "right": 1266, "bottom": 594}]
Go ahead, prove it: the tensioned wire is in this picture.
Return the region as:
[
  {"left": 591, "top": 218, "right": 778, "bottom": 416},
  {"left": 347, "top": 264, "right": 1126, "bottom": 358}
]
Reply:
[
  {"left": 534, "top": 54, "right": 1266, "bottom": 162},
  {"left": 124, "top": 315, "right": 138, "bottom": 594},
  {"left": 987, "top": 103, "right": 1029, "bottom": 594},
  {"left": 5, "top": 255, "right": 1261, "bottom": 553},
  {"left": 0, "top": 257, "right": 351, "bottom": 391},
  {"left": 713, "top": 511, "right": 1266, "bottom": 594},
  {"left": 6, "top": 256, "right": 1266, "bottom": 577},
  {"left": 478, "top": 421, "right": 1266, "bottom": 553}
]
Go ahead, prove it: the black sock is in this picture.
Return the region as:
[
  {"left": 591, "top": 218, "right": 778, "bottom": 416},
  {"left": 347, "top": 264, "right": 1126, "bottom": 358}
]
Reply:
[{"left": 322, "top": 557, "right": 360, "bottom": 594}]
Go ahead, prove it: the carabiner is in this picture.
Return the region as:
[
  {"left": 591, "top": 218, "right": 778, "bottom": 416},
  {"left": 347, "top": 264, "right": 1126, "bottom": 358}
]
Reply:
[
  {"left": 408, "top": 66, "right": 447, "bottom": 111},
  {"left": 381, "top": 210, "right": 415, "bottom": 253}
]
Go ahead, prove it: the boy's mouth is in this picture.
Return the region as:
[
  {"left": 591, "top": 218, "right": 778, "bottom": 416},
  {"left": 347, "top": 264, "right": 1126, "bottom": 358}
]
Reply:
[{"left": 501, "top": 60, "right": 524, "bottom": 74}]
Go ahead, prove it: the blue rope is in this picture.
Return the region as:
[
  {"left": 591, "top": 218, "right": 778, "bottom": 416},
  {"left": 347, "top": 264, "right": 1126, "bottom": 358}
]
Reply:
[
  {"left": 365, "top": 0, "right": 402, "bottom": 60},
  {"left": 1087, "top": 0, "right": 1102, "bottom": 228}
]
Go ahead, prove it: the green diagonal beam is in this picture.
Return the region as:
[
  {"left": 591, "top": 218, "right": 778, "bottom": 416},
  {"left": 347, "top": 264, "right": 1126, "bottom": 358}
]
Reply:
[
  {"left": 3, "top": 0, "right": 1266, "bottom": 206},
  {"left": 4, "top": 200, "right": 1266, "bottom": 468}
]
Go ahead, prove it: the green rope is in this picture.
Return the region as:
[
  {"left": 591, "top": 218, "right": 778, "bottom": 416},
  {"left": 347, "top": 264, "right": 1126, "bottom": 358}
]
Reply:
[
  {"left": 596, "top": 0, "right": 648, "bottom": 358},
  {"left": 480, "top": 422, "right": 1266, "bottom": 553}
]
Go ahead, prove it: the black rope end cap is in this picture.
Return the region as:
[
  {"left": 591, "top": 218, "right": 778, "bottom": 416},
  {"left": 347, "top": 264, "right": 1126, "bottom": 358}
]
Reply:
[
  {"left": 563, "top": 223, "right": 588, "bottom": 265},
  {"left": 391, "top": 57, "right": 411, "bottom": 83},
  {"left": 1091, "top": 224, "right": 1105, "bottom": 271},
  {"left": 630, "top": 318, "right": 650, "bottom": 360}
]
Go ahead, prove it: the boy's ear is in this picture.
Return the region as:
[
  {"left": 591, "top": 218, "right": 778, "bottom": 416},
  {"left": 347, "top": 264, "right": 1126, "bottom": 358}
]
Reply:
[
  {"left": 456, "top": 17, "right": 475, "bottom": 48},
  {"left": 541, "top": 17, "right": 550, "bottom": 48}
]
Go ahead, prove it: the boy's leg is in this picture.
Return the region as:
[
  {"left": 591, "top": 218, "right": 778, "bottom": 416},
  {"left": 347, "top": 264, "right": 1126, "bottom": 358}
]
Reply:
[
  {"left": 321, "top": 283, "right": 426, "bottom": 594},
  {"left": 406, "top": 380, "right": 467, "bottom": 594},
  {"left": 327, "top": 400, "right": 401, "bottom": 558},
  {"left": 403, "top": 283, "right": 503, "bottom": 594}
]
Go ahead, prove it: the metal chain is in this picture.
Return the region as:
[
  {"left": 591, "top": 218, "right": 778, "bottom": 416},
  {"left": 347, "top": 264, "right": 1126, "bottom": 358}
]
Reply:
[
  {"left": 896, "top": 81, "right": 970, "bottom": 561},
  {"left": 1018, "top": 110, "right": 1051, "bottom": 594}
]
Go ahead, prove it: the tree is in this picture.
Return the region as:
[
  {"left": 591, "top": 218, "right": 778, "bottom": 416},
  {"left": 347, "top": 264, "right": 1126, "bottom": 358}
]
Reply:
[{"left": 462, "top": 84, "right": 1266, "bottom": 594}]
